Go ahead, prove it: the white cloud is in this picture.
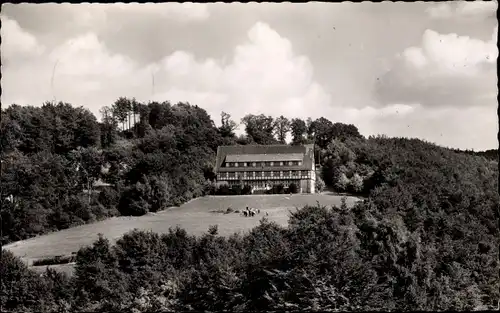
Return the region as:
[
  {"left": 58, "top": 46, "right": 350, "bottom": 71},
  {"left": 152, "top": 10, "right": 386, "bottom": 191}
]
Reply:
[
  {"left": 456, "top": 0, "right": 498, "bottom": 17},
  {"left": 376, "top": 27, "right": 497, "bottom": 108},
  {"left": 427, "top": 1, "right": 497, "bottom": 19},
  {"left": 364, "top": 105, "right": 497, "bottom": 151},
  {"left": 2, "top": 18, "right": 497, "bottom": 150},
  {"left": 0, "top": 16, "right": 45, "bottom": 61},
  {"left": 404, "top": 28, "right": 497, "bottom": 75},
  {"left": 427, "top": 3, "right": 453, "bottom": 19},
  {"left": 138, "top": 21, "right": 333, "bottom": 126},
  {"left": 2, "top": 20, "right": 331, "bottom": 125}
]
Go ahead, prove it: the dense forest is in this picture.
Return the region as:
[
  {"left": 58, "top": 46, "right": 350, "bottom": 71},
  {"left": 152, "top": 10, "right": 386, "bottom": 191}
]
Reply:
[{"left": 1, "top": 98, "right": 499, "bottom": 312}]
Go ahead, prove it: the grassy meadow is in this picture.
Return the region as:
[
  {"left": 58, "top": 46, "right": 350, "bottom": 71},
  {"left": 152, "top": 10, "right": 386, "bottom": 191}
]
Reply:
[{"left": 5, "top": 193, "right": 360, "bottom": 270}]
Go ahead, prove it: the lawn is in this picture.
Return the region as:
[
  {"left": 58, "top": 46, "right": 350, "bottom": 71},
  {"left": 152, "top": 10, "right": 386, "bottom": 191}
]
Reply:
[{"left": 4, "top": 193, "right": 360, "bottom": 270}]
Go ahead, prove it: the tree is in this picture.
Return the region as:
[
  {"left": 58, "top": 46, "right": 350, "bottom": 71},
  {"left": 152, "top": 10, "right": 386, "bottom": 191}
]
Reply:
[
  {"left": 306, "top": 117, "right": 315, "bottom": 141},
  {"left": 241, "top": 114, "right": 276, "bottom": 145},
  {"left": 131, "top": 98, "right": 141, "bottom": 137},
  {"left": 1, "top": 250, "right": 49, "bottom": 311},
  {"left": 219, "top": 112, "right": 238, "bottom": 138},
  {"left": 311, "top": 117, "right": 334, "bottom": 149},
  {"left": 112, "top": 97, "right": 131, "bottom": 131},
  {"left": 273, "top": 115, "right": 291, "bottom": 144},
  {"left": 99, "top": 106, "right": 118, "bottom": 148},
  {"left": 330, "top": 123, "right": 363, "bottom": 141},
  {"left": 290, "top": 118, "right": 308, "bottom": 145},
  {"left": 69, "top": 147, "right": 104, "bottom": 200}
]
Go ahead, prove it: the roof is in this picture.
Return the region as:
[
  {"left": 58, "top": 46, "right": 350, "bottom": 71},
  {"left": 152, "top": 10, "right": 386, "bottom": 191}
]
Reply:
[
  {"left": 225, "top": 153, "right": 304, "bottom": 163},
  {"left": 214, "top": 144, "right": 315, "bottom": 172}
]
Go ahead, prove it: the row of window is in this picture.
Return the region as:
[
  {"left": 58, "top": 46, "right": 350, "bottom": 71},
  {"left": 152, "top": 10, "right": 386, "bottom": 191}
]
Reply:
[
  {"left": 226, "top": 180, "right": 300, "bottom": 189},
  {"left": 224, "top": 161, "right": 302, "bottom": 168},
  {"left": 218, "top": 170, "right": 309, "bottom": 179}
]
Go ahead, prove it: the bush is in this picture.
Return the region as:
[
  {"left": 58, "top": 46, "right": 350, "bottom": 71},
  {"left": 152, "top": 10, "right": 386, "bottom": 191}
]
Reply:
[
  {"left": 289, "top": 183, "right": 299, "bottom": 194},
  {"left": 315, "top": 176, "right": 325, "bottom": 193},
  {"left": 334, "top": 172, "right": 349, "bottom": 191},
  {"left": 242, "top": 185, "right": 252, "bottom": 195},
  {"left": 349, "top": 173, "right": 363, "bottom": 193},
  {"left": 32, "top": 255, "right": 76, "bottom": 266}
]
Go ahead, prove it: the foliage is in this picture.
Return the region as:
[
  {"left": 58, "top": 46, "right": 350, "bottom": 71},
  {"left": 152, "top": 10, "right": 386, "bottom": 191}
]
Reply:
[
  {"left": 315, "top": 176, "right": 326, "bottom": 193},
  {"left": 273, "top": 115, "right": 291, "bottom": 144},
  {"left": 241, "top": 114, "right": 277, "bottom": 145},
  {"left": 32, "top": 255, "right": 76, "bottom": 266},
  {"left": 219, "top": 111, "right": 238, "bottom": 139},
  {"left": 1, "top": 99, "right": 223, "bottom": 245},
  {"left": 2, "top": 98, "right": 498, "bottom": 312},
  {"left": 289, "top": 183, "right": 299, "bottom": 194},
  {"left": 290, "top": 118, "right": 308, "bottom": 145}
]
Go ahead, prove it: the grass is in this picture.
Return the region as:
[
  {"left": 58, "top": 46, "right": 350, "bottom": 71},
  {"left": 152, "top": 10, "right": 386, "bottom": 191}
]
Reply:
[{"left": 4, "top": 193, "right": 360, "bottom": 270}]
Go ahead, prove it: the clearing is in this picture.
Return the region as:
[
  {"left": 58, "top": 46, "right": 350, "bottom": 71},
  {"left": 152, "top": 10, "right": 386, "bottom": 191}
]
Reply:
[{"left": 4, "top": 193, "right": 360, "bottom": 273}]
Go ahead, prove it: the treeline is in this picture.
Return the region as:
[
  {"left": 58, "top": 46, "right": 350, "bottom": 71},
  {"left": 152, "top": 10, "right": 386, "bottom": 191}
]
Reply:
[{"left": 453, "top": 148, "right": 498, "bottom": 161}]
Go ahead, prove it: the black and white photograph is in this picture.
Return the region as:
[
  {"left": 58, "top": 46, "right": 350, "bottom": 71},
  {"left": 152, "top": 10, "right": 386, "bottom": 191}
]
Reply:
[{"left": 1, "top": 1, "right": 498, "bottom": 312}]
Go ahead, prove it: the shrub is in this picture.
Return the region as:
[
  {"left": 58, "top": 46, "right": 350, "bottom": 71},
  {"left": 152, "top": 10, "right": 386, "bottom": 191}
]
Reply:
[
  {"left": 335, "top": 173, "right": 350, "bottom": 191},
  {"left": 289, "top": 183, "right": 299, "bottom": 194},
  {"left": 242, "top": 185, "right": 252, "bottom": 195},
  {"left": 32, "top": 255, "right": 76, "bottom": 266},
  {"left": 349, "top": 173, "right": 363, "bottom": 193},
  {"left": 315, "top": 176, "right": 325, "bottom": 193}
]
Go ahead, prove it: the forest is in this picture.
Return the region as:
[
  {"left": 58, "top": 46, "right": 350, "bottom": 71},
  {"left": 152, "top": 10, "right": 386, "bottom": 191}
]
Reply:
[{"left": 1, "top": 98, "right": 499, "bottom": 312}]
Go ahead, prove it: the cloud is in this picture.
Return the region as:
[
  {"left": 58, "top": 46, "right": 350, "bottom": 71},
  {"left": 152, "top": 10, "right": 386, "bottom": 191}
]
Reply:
[
  {"left": 375, "top": 27, "right": 498, "bottom": 108},
  {"left": 129, "top": 21, "right": 334, "bottom": 126},
  {"left": 1, "top": 20, "right": 331, "bottom": 124},
  {"left": 427, "top": 1, "right": 498, "bottom": 19},
  {"left": 0, "top": 16, "right": 45, "bottom": 62},
  {"left": 2, "top": 17, "right": 497, "bottom": 150},
  {"left": 109, "top": 3, "right": 210, "bottom": 22},
  {"left": 358, "top": 104, "right": 497, "bottom": 151},
  {"left": 427, "top": 3, "right": 454, "bottom": 19}
]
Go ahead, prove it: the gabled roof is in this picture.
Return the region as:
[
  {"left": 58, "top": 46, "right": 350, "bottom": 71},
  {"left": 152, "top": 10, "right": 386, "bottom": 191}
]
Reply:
[
  {"left": 225, "top": 153, "right": 304, "bottom": 163},
  {"left": 214, "top": 144, "right": 315, "bottom": 172}
]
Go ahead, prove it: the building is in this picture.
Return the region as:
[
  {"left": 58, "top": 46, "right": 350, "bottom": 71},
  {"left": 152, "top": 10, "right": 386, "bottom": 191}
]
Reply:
[{"left": 214, "top": 144, "right": 316, "bottom": 193}]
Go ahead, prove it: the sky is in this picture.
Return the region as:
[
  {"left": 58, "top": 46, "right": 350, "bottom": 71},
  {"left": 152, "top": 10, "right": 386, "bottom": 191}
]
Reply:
[{"left": 1, "top": 1, "right": 498, "bottom": 151}]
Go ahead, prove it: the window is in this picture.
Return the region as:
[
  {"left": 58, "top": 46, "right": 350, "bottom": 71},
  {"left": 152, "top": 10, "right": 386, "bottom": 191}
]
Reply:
[
  {"left": 256, "top": 162, "right": 261, "bottom": 167},
  {"left": 289, "top": 161, "right": 293, "bottom": 166},
  {"left": 252, "top": 162, "right": 256, "bottom": 167},
  {"left": 270, "top": 171, "right": 274, "bottom": 177},
  {"left": 243, "top": 162, "right": 247, "bottom": 167},
  {"left": 289, "top": 171, "right": 293, "bottom": 177},
  {"left": 234, "top": 163, "right": 239, "bottom": 167},
  {"left": 298, "top": 161, "right": 302, "bottom": 166},
  {"left": 280, "top": 161, "right": 284, "bottom": 166},
  {"left": 301, "top": 170, "right": 307, "bottom": 176},
  {"left": 270, "top": 161, "right": 274, "bottom": 166},
  {"left": 280, "top": 171, "right": 283, "bottom": 177},
  {"left": 252, "top": 171, "right": 256, "bottom": 177}
]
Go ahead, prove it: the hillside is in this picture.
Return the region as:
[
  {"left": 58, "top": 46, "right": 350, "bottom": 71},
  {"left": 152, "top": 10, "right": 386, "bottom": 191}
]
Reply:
[
  {"left": 1, "top": 99, "right": 498, "bottom": 312},
  {"left": 4, "top": 194, "right": 360, "bottom": 265}
]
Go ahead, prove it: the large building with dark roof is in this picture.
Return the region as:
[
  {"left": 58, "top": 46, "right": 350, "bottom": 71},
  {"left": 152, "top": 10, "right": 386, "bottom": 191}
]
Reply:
[{"left": 214, "top": 144, "right": 316, "bottom": 193}]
